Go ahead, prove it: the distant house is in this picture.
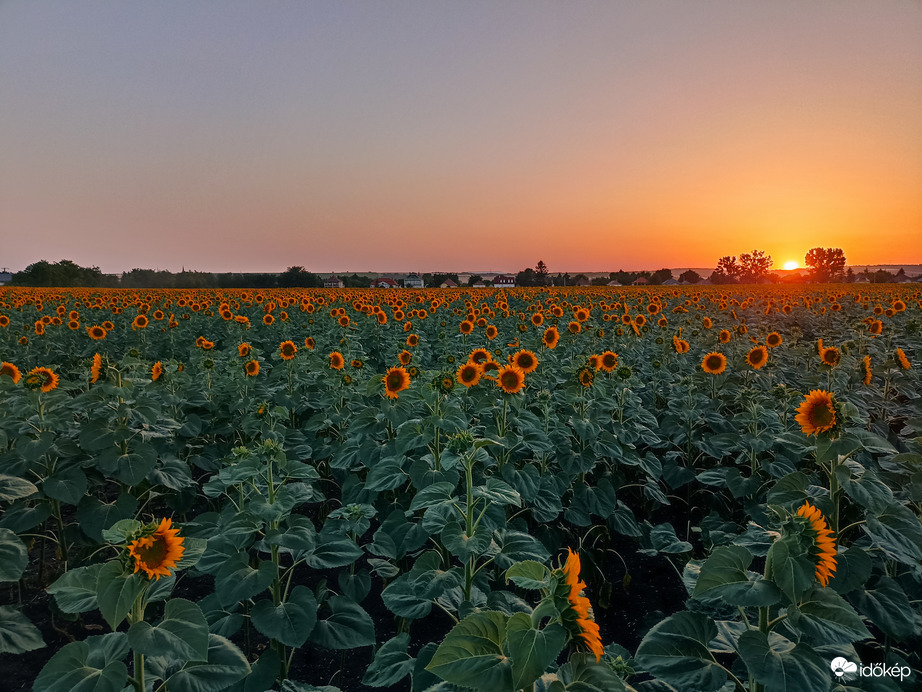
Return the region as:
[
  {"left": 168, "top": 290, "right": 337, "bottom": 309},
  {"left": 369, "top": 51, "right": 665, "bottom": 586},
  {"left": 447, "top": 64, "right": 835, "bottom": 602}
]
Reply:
[
  {"left": 404, "top": 273, "right": 424, "bottom": 288},
  {"left": 440, "top": 279, "right": 458, "bottom": 288},
  {"left": 492, "top": 274, "right": 516, "bottom": 288},
  {"left": 662, "top": 278, "right": 680, "bottom": 286},
  {"left": 0, "top": 271, "right": 11, "bottom": 286},
  {"left": 324, "top": 275, "right": 344, "bottom": 289},
  {"left": 632, "top": 277, "right": 648, "bottom": 286},
  {"left": 606, "top": 281, "right": 622, "bottom": 287},
  {"left": 371, "top": 277, "right": 399, "bottom": 288},
  {"left": 574, "top": 277, "right": 590, "bottom": 287},
  {"left": 854, "top": 276, "right": 870, "bottom": 284},
  {"left": 472, "top": 282, "right": 486, "bottom": 288}
]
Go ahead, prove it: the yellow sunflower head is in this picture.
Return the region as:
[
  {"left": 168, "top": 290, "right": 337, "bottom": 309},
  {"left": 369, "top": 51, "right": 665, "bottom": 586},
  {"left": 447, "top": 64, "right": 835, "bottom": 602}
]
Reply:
[
  {"left": 383, "top": 366, "right": 411, "bottom": 399},
  {"left": 554, "top": 549, "right": 604, "bottom": 662},
  {"left": 496, "top": 364, "right": 526, "bottom": 394},
  {"left": 701, "top": 352, "right": 727, "bottom": 375},
  {"left": 793, "top": 502, "right": 837, "bottom": 587},
  {"left": 126, "top": 518, "right": 185, "bottom": 581},
  {"left": 746, "top": 346, "right": 768, "bottom": 370},
  {"left": 794, "top": 389, "right": 838, "bottom": 436}
]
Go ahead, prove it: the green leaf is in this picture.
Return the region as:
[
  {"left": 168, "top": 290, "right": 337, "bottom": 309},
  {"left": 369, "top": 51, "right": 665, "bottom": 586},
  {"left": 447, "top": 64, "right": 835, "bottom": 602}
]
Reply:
[
  {"left": 214, "top": 555, "right": 278, "bottom": 608},
  {"left": 737, "top": 630, "right": 830, "bottom": 692},
  {"left": 842, "top": 470, "right": 893, "bottom": 514},
  {"left": 95, "top": 561, "right": 147, "bottom": 631},
  {"left": 693, "top": 545, "right": 781, "bottom": 607},
  {"left": 829, "top": 546, "right": 872, "bottom": 595},
  {"left": 409, "top": 481, "right": 456, "bottom": 511},
  {"left": 47, "top": 564, "right": 103, "bottom": 613},
  {"left": 787, "top": 587, "right": 871, "bottom": 645},
  {"left": 0, "top": 474, "right": 38, "bottom": 501},
  {"left": 128, "top": 598, "right": 209, "bottom": 662},
  {"left": 305, "top": 535, "right": 363, "bottom": 569},
  {"left": 506, "top": 612, "right": 567, "bottom": 691},
  {"left": 556, "top": 652, "right": 631, "bottom": 691},
  {"left": 647, "top": 523, "right": 692, "bottom": 554},
  {"left": 43, "top": 467, "right": 87, "bottom": 505},
  {"left": 310, "top": 596, "right": 375, "bottom": 650},
  {"left": 506, "top": 561, "right": 551, "bottom": 590},
  {"left": 766, "top": 535, "right": 815, "bottom": 604},
  {"left": 766, "top": 472, "right": 808, "bottom": 507},
  {"left": 472, "top": 478, "right": 522, "bottom": 506},
  {"left": 115, "top": 445, "right": 158, "bottom": 486},
  {"left": 0, "top": 605, "right": 45, "bottom": 654},
  {"left": 101, "top": 518, "right": 141, "bottom": 544},
  {"left": 362, "top": 633, "right": 413, "bottom": 687},
  {"left": 153, "top": 634, "right": 251, "bottom": 692},
  {"left": 0, "top": 528, "right": 28, "bottom": 582},
  {"left": 849, "top": 577, "right": 916, "bottom": 641},
  {"left": 863, "top": 502, "right": 922, "bottom": 566},
  {"left": 33, "top": 633, "right": 129, "bottom": 692},
  {"left": 250, "top": 586, "right": 318, "bottom": 648},
  {"left": 382, "top": 574, "right": 432, "bottom": 619},
  {"left": 441, "top": 521, "right": 492, "bottom": 562},
  {"left": 634, "top": 611, "right": 726, "bottom": 692},
  {"left": 75, "top": 494, "right": 138, "bottom": 543},
  {"left": 426, "top": 610, "right": 512, "bottom": 691},
  {"left": 494, "top": 530, "right": 551, "bottom": 570}
]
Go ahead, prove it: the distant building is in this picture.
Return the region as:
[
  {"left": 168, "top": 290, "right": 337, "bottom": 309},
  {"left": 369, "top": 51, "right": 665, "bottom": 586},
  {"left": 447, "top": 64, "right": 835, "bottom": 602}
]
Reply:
[
  {"left": 632, "top": 277, "right": 648, "bottom": 286},
  {"left": 606, "top": 281, "right": 622, "bottom": 287},
  {"left": 574, "top": 277, "right": 590, "bottom": 287},
  {"left": 662, "top": 278, "right": 680, "bottom": 285},
  {"left": 472, "top": 282, "right": 486, "bottom": 288},
  {"left": 404, "top": 273, "right": 424, "bottom": 288},
  {"left": 324, "top": 275, "right": 344, "bottom": 288},
  {"left": 492, "top": 274, "right": 516, "bottom": 288},
  {"left": 371, "top": 277, "right": 399, "bottom": 288},
  {"left": 0, "top": 270, "right": 11, "bottom": 286},
  {"left": 440, "top": 279, "right": 458, "bottom": 288}
]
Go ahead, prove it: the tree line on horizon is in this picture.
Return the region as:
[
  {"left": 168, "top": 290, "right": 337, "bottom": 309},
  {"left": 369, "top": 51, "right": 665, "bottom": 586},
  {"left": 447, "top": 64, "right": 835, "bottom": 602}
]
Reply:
[{"left": 4, "top": 248, "right": 915, "bottom": 288}]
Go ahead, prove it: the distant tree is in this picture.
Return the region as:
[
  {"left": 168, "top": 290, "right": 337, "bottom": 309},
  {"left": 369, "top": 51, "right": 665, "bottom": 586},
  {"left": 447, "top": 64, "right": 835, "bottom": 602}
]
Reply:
[
  {"left": 804, "top": 248, "right": 846, "bottom": 283},
  {"left": 428, "top": 273, "right": 459, "bottom": 287},
  {"left": 872, "top": 269, "right": 894, "bottom": 284},
  {"left": 711, "top": 256, "right": 741, "bottom": 284},
  {"left": 590, "top": 277, "right": 609, "bottom": 286},
  {"left": 467, "top": 274, "right": 483, "bottom": 287},
  {"left": 844, "top": 268, "right": 855, "bottom": 283},
  {"left": 535, "top": 260, "right": 549, "bottom": 286},
  {"left": 278, "top": 266, "right": 322, "bottom": 288},
  {"left": 679, "top": 269, "right": 701, "bottom": 284},
  {"left": 516, "top": 268, "right": 537, "bottom": 287},
  {"left": 13, "top": 259, "right": 105, "bottom": 287},
  {"left": 738, "top": 250, "right": 773, "bottom": 283},
  {"left": 649, "top": 268, "right": 673, "bottom": 285}
]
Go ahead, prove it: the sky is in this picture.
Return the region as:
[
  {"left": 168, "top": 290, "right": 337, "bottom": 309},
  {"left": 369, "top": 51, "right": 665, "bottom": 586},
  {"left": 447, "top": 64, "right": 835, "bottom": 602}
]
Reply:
[{"left": 1, "top": 1, "right": 920, "bottom": 275}]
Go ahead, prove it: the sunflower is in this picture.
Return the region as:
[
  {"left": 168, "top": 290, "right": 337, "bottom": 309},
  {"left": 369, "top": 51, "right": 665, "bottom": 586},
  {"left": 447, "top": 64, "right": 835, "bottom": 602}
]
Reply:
[
  {"left": 701, "top": 352, "right": 727, "bottom": 375},
  {"left": 469, "top": 348, "right": 492, "bottom": 364},
  {"left": 263, "top": 314, "right": 274, "bottom": 326},
  {"left": 820, "top": 347, "right": 840, "bottom": 367},
  {"left": 456, "top": 362, "right": 482, "bottom": 388},
  {"left": 531, "top": 312, "right": 544, "bottom": 327},
  {"left": 575, "top": 308, "right": 589, "bottom": 322},
  {"left": 746, "top": 346, "right": 768, "bottom": 370},
  {"left": 510, "top": 349, "right": 539, "bottom": 374},
  {"left": 238, "top": 343, "right": 252, "bottom": 358},
  {"left": 896, "top": 347, "right": 911, "bottom": 370},
  {"left": 673, "top": 337, "right": 690, "bottom": 354},
  {"left": 87, "top": 325, "right": 107, "bottom": 340},
  {"left": 459, "top": 320, "right": 474, "bottom": 334},
  {"left": 338, "top": 315, "right": 350, "bottom": 327},
  {"left": 766, "top": 332, "right": 782, "bottom": 348},
  {"left": 329, "top": 352, "right": 345, "bottom": 370},
  {"left": 588, "top": 354, "right": 601, "bottom": 371},
  {"left": 68, "top": 319, "right": 80, "bottom": 331},
  {"left": 383, "top": 366, "right": 411, "bottom": 399},
  {"left": 485, "top": 325, "right": 498, "bottom": 340},
  {"left": 279, "top": 340, "right": 297, "bottom": 360},
  {"left": 245, "top": 360, "right": 260, "bottom": 377},
  {"left": 560, "top": 549, "right": 604, "bottom": 661},
  {"left": 34, "top": 321, "right": 45, "bottom": 336},
  {"left": 702, "top": 317, "right": 713, "bottom": 329},
  {"left": 304, "top": 337, "right": 315, "bottom": 349},
  {"left": 795, "top": 503, "right": 837, "bottom": 587},
  {"left": 407, "top": 334, "right": 419, "bottom": 347},
  {"left": 200, "top": 339, "right": 214, "bottom": 350},
  {"left": 351, "top": 358, "right": 364, "bottom": 369},
  {"left": 599, "top": 351, "right": 618, "bottom": 372},
  {"left": 132, "top": 315, "right": 149, "bottom": 330},
  {"left": 376, "top": 312, "right": 388, "bottom": 325},
  {"left": 868, "top": 320, "right": 883, "bottom": 336},
  {"left": 795, "top": 390, "right": 837, "bottom": 436},
  {"left": 863, "top": 355, "right": 872, "bottom": 385},
  {"left": 126, "top": 518, "right": 185, "bottom": 581},
  {"left": 151, "top": 362, "right": 163, "bottom": 382},
  {"left": 718, "top": 329, "right": 731, "bottom": 344},
  {"left": 398, "top": 350, "right": 412, "bottom": 365},
  {"left": 0, "top": 361, "right": 22, "bottom": 383},
  {"left": 25, "top": 367, "right": 59, "bottom": 393},
  {"left": 0, "top": 315, "right": 9, "bottom": 328},
  {"left": 103, "top": 320, "right": 115, "bottom": 331},
  {"left": 496, "top": 364, "right": 526, "bottom": 394},
  {"left": 90, "top": 353, "right": 102, "bottom": 384},
  {"left": 542, "top": 326, "right": 560, "bottom": 349}
]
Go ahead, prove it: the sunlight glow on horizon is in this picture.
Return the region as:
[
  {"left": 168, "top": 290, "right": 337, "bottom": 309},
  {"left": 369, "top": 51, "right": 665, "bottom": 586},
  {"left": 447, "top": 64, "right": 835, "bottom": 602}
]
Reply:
[{"left": 783, "top": 261, "right": 799, "bottom": 271}]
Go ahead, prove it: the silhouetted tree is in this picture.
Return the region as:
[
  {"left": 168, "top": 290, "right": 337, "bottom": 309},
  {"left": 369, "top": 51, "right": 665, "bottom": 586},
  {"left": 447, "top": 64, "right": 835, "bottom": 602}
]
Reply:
[
  {"left": 738, "top": 250, "right": 773, "bottom": 283},
  {"left": 649, "top": 268, "right": 673, "bottom": 285},
  {"left": 535, "top": 260, "right": 549, "bottom": 286},
  {"left": 679, "top": 270, "right": 701, "bottom": 284},
  {"left": 805, "top": 248, "right": 846, "bottom": 282}
]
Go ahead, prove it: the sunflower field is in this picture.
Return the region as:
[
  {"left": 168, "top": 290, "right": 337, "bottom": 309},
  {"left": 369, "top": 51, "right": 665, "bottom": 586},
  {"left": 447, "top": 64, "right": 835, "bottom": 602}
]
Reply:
[{"left": 0, "top": 284, "right": 920, "bottom": 692}]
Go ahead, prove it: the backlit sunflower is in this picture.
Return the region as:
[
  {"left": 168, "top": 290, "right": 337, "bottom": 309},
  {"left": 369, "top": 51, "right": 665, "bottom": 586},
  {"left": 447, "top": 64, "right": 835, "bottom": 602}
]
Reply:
[
  {"left": 126, "top": 518, "right": 185, "bottom": 581},
  {"left": 87, "top": 325, "right": 107, "bottom": 340},
  {"left": 151, "top": 362, "right": 163, "bottom": 382},
  {"left": 456, "top": 362, "right": 482, "bottom": 388},
  {"left": 863, "top": 355, "right": 872, "bottom": 385},
  {"left": 795, "top": 390, "right": 837, "bottom": 436},
  {"left": 794, "top": 502, "right": 837, "bottom": 587},
  {"left": 238, "top": 343, "right": 252, "bottom": 357},
  {"left": 701, "top": 352, "right": 727, "bottom": 375},
  {"left": 383, "top": 366, "right": 411, "bottom": 399},
  {"left": 559, "top": 549, "right": 604, "bottom": 661},
  {"left": 0, "top": 361, "right": 22, "bottom": 383},
  {"left": 90, "top": 353, "right": 102, "bottom": 384},
  {"left": 245, "top": 360, "right": 260, "bottom": 377},
  {"left": 510, "top": 349, "right": 539, "bottom": 374},
  {"left": 398, "top": 349, "right": 412, "bottom": 365},
  {"left": 25, "top": 367, "right": 59, "bottom": 393},
  {"left": 329, "top": 352, "right": 345, "bottom": 370},
  {"left": 279, "top": 340, "right": 297, "bottom": 360},
  {"left": 896, "top": 347, "right": 911, "bottom": 370},
  {"left": 746, "top": 346, "right": 768, "bottom": 370},
  {"left": 496, "top": 364, "right": 526, "bottom": 394},
  {"left": 542, "top": 326, "right": 560, "bottom": 349},
  {"left": 820, "top": 347, "right": 840, "bottom": 367}
]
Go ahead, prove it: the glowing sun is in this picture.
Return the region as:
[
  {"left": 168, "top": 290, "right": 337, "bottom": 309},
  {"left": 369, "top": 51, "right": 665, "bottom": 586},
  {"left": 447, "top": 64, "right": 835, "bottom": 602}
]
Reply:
[{"left": 783, "top": 261, "right": 799, "bottom": 271}]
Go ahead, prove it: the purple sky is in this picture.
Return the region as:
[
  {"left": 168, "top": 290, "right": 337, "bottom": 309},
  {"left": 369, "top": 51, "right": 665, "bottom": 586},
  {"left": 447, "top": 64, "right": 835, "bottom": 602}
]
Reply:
[{"left": 1, "top": 1, "right": 920, "bottom": 274}]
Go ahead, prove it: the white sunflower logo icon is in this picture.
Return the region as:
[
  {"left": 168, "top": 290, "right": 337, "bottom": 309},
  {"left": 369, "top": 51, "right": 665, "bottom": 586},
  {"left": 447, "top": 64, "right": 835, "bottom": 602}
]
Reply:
[{"left": 831, "top": 657, "right": 858, "bottom": 679}]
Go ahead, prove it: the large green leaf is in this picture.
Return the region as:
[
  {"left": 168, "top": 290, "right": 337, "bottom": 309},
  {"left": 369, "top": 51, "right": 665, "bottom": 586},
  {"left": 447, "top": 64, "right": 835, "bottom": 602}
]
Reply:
[
  {"left": 506, "top": 612, "right": 567, "bottom": 691},
  {"left": 693, "top": 545, "right": 781, "bottom": 606},
  {"left": 152, "top": 634, "right": 250, "bottom": 692},
  {"left": 128, "top": 598, "right": 209, "bottom": 662},
  {"left": 115, "top": 445, "right": 158, "bottom": 486},
  {"left": 737, "top": 630, "right": 830, "bottom": 692},
  {"left": 304, "top": 535, "right": 363, "bottom": 569},
  {"left": 381, "top": 574, "right": 433, "bottom": 619},
  {"left": 493, "top": 530, "right": 551, "bottom": 569},
  {"left": 95, "top": 561, "right": 147, "bottom": 631},
  {"left": 310, "top": 596, "right": 375, "bottom": 650},
  {"left": 362, "top": 633, "right": 414, "bottom": 687},
  {"left": 214, "top": 555, "right": 277, "bottom": 607},
  {"left": 863, "top": 502, "right": 922, "bottom": 566},
  {"left": 441, "top": 521, "right": 492, "bottom": 562},
  {"left": 33, "top": 633, "right": 129, "bottom": 692},
  {"left": 47, "top": 564, "right": 103, "bottom": 613},
  {"left": 0, "top": 528, "right": 28, "bottom": 583},
  {"left": 0, "top": 605, "right": 45, "bottom": 654},
  {"left": 43, "top": 467, "right": 87, "bottom": 505},
  {"left": 829, "top": 546, "right": 872, "bottom": 596},
  {"left": 409, "top": 482, "right": 457, "bottom": 511},
  {"left": 75, "top": 495, "right": 137, "bottom": 543},
  {"left": 849, "top": 577, "right": 916, "bottom": 641},
  {"left": 505, "top": 561, "right": 550, "bottom": 590},
  {"left": 555, "top": 652, "right": 631, "bottom": 691},
  {"left": 766, "top": 535, "right": 815, "bottom": 604},
  {"left": 634, "top": 611, "right": 726, "bottom": 692},
  {"left": 787, "top": 586, "right": 871, "bottom": 645},
  {"left": 250, "top": 586, "right": 318, "bottom": 648},
  {"left": 426, "top": 610, "right": 512, "bottom": 691},
  {"left": 0, "top": 474, "right": 38, "bottom": 502}
]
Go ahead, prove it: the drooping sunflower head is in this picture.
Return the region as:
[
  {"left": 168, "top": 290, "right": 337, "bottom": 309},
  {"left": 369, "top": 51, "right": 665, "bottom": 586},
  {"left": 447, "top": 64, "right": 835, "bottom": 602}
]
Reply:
[
  {"left": 554, "top": 549, "right": 604, "bottom": 662},
  {"left": 25, "top": 367, "right": 59, "bottom": 393},
  {"left": 151, "top": 362, "right": 163, "bottom": 382},
  {"left": 279, "top": 340, "right": 297, "bottom": 360},
  {"left": 303, "top": 336, "right": 315, "bottom": 349},
  {"left": 896, "top": 347, "right": 911, "bottom": 370},
  {"left": 578, "top": 367, "right": 594, "bottom": 387},
  {"left": 383, "top": 366, "right": 411, "bottom": 399},
  {"left": 496, "top": 364, "right": 526, "bottom": 394},
  {"left": 746, "top": 346, "right": 768, "bottom": 370},
  {"left": 793, "top": 502, "right": 837, "bottom": 587},
  {"left": 862, "top": 355, "right": 872, "bottom": 385},
  {"left": 701, "top": 352, "right": 727, "bottom": 375},
  {"left": 126, "top": 518, "right": 185, "bottom": 581},
  {"left": 795, "top": 389, "right": 838, "bottom": 436}
]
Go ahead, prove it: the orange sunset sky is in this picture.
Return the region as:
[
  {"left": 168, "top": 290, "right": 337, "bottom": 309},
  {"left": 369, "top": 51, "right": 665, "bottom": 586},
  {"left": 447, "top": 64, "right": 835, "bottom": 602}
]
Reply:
[{"left": 1, "top": 1, "right": 920, "bottom": 274}]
